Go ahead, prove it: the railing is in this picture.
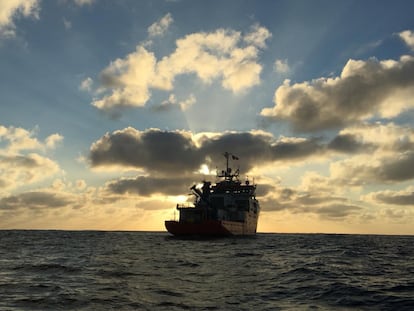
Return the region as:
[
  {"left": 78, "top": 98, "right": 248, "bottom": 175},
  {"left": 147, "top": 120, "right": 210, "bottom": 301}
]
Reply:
[{"left": 176, "top": 203, "right": 195, "bottom": 209}]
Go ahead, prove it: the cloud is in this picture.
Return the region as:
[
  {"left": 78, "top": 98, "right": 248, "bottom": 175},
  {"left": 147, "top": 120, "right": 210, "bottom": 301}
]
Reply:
[
  {"left": 0, "top": 179, "right": 100, "bottom": 214},
  {"left": 63, "top": 17, "right": 71, "bottom": 30},
  {"left": 399, "top": 30, "right": 414, "bottom": 51},
  {"left": 259, "top": 181, "right": 363, "bottom": 220},
  {"left": 0, "top": 125, "right": 42, "bottom": 151},
  {"left": 257, "top": 123, "right": 414, "bottom": 199},
  {"left": 315, "top": 204, "right": 362, "bottom": 219},
  {"left": 74, "top": 0, "right": 95, "bottom": 6},
  {"left": 0, "top": 191, "right": 74, "bottom": 210},
  {"left": 89, "top": 127, "right": 329, "bottom": 177},
  {"left": 88, "top": 123, "right": 414, "bottom": 202},
  {"left": 89, "top": 127, "right": 202, "bottom": 175},
  {"left": 328, "top": 133, "right": 371, "bottom": 154},
  {"left": 106, "top": 175, "right": 198, "bottom": 196},
  {"left": 148, "top": 13, "right": 173, "bottom": 37},
  {"left": 0, "top": 125, "right": 63, "bottom": 152},
  {"left": 0, "top": 153, "right": 61, "bottom": 192},
  {"left": 92, "top": 24, "right": 271, "bottom": 113},
  {"left": 379, "top": 208, "right": 413, "bottom": 223},
  {"left": 97, "top": 124, "right": 414, "bottom": 175},
  {"left": 79, "top": 77, "right": 93, "bottom": 92},
  {"left": 45, "top": 133, "right": 64, "bottom": 149},
  {"left": 154, "top": 93, "right": 196, "bottom": 112},
  {"left": 88, "top": 127, "right": 370, "bottom": 220},
  {"left": 178, "top": 94, "right": 196, "bottom": 111},
  {"left": 365, "top": 187, "right": 414, "bottom": 206},
  {"left": 261, "top": 55, "right": 414, "bottom": 131},
  {"left": 92, "top": 46, "right": 157, "bottom": 111},
  {"left": 328, "top": 123, "right": 414, "bottom": 185},
  {"left": 334, "top": 123, "right": 414, "bottom": 153},
  {"left": 274, "top": 59, "right": 290, "bottom": 74},
  {"left": 0, "top": 0, "right": 39, "bottom": 38},
  {"left": 0, "top": 125, "right": 63, "bottom": 192},
  {"left": 243, "top": 24, "right": 271, "bottom": 48}
]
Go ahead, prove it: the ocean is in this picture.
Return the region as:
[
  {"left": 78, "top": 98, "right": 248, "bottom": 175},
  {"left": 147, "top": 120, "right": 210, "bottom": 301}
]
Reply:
[{"left": 0, "top": 231, "right": 413, "bottom": 310}]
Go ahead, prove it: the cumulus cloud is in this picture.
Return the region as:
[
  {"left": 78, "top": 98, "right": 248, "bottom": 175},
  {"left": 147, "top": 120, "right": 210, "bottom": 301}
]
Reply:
[
  {"left": 0, "top": 125, "right": 63, "bottom": 152},
  {"left": 0, "top": 153, "right": 61, "bottom": 192},
  {"left": 92, "top": 24, "right": 271, "bottom": 113},
  {"left": 303, "top": 154, "right": 414, "bottom": 190},
  {"left": 327, "top": 123, "right": 414, "bottom": 185},
  {"left": 326, "top": 122, "right": 414, "bottom": 155},
  {"left": 89, "top": 127, "right": 368, "bottom": 219},
  {"left": 243, "top": 24, "right": 271, "bottom": 48},
  {"left": 338, "top": 123, "right": 414, "bottom": 153},
  {"left": 259, "top": 181, "right": 362, "bottom": 220},
  {"left": 92, "top": 46, "right": 157, "bottom": 112},
  {"left": 0, "top": 179, "right": 101, "bottom": 215},
  {"left": 0, "top": 125, "right": 42, "bottom": 151},
  {"left": 399, "top": 30, "right": 414, "bottom": 51},
  {"left": 87, "top": 123, "right": 414, "bottom": 203},
  {"left": 45, "top": 133, "right": 64, "bottom": 149},
  {"left": 261, "top": 55, "right": 414, "bottom": 131},
  {"left": 148, "top": 13, "right": 173, "bottom": 37},
  {"left": 0, "top": 0, "right": 39, "bottom": 38},
  {"left": 0, "top": 125, "right": 63, "bottom": 192},
  {"left": 89, "top": 127, "right": 202, "bottom": 174},
  {"left": 88, "top": 127, "right": 328, "bottom": 177}
]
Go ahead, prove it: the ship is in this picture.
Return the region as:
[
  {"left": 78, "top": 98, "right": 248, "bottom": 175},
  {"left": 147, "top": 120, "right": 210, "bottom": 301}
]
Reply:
[{"left": 165, "top": 152, "right": 260, "bottom": 236}]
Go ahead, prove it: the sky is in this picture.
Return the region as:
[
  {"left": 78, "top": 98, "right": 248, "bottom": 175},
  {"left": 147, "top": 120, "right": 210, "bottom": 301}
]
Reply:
[{"left": 1, "top": 0, "right": 414, "bottom": 234}]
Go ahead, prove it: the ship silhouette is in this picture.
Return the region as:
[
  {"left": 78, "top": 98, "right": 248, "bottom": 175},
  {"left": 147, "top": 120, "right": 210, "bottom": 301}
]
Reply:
[{"left": 165, "top": 152, "right": 260, "bottom": 236}]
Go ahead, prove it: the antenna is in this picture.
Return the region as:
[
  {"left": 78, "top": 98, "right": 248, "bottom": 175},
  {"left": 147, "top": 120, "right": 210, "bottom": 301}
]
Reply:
[{"left": 219, "top": 152, "right": 240, "bottom": 181}]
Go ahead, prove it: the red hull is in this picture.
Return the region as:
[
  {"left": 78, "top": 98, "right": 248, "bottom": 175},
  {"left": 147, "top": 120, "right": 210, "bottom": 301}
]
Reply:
[{"left": 165, "top": 219, "right": 256, "bottom": 236}]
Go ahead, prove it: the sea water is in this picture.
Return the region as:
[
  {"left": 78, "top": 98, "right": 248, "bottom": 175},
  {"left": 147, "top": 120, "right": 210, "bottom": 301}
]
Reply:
[{"left": 0, "top": 231, "right": 413, "bottom": 310}]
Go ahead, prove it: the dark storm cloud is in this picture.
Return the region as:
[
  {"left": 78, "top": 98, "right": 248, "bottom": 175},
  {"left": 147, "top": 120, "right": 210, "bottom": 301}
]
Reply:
[
  {"left": 0, "top": 192, "right": 73, "bottom": 210},
  {"left": 106, "top": 175, "right": 199, "bottom": 196},
  {"left": 261, "top": 56, "right": 414, "bottom": 131}
]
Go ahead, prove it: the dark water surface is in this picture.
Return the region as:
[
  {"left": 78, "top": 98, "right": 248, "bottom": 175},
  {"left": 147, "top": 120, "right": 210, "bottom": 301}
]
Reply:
[{"left": 0, "top": 231, "right": 413, "bottom": 310}]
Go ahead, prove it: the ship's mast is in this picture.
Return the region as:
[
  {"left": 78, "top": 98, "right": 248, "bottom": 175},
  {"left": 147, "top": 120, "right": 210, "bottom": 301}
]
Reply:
[
  {"left": 224, "top": 151, "right": 230, "bottom": 175},
  {"left": 220, "top": 152, "right": 239, "bottom": 181}
]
